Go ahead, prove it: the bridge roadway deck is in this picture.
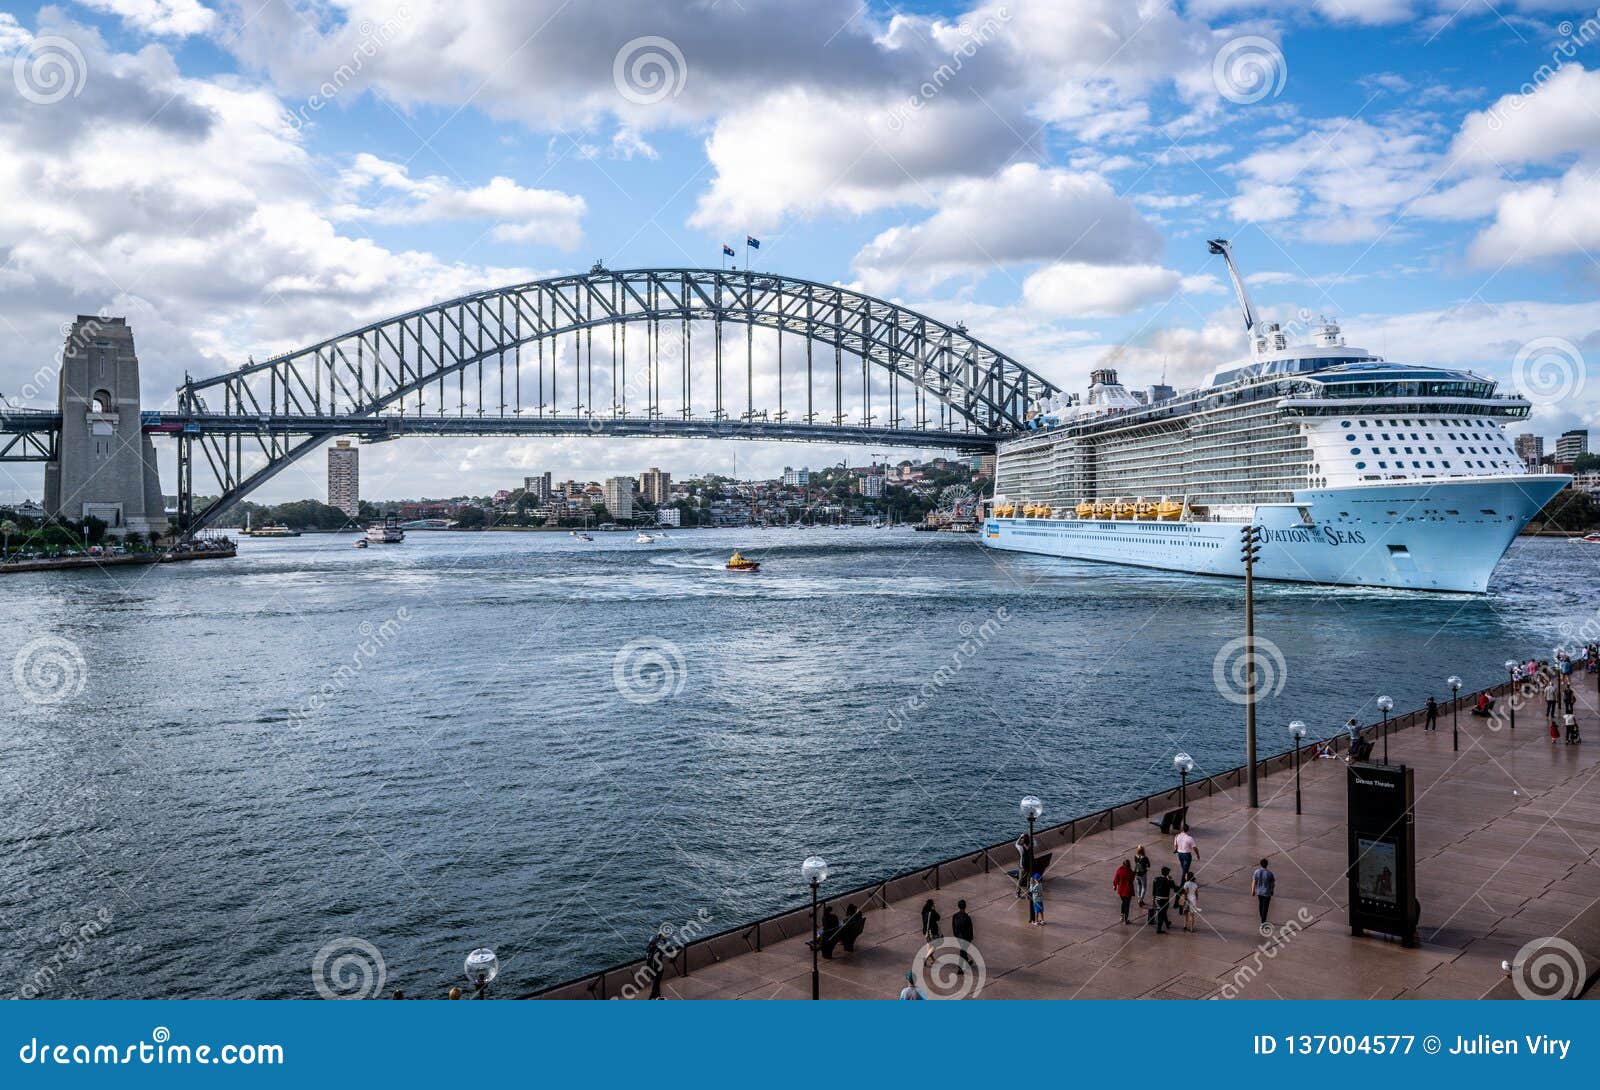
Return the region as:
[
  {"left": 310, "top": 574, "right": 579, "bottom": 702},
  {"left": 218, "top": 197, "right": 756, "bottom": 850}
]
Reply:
[{"left": 585, "top": 682, "right": 1600, "bottom": 1000}]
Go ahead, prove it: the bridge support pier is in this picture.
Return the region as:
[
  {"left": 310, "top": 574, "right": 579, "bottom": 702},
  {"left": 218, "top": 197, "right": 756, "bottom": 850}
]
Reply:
[{"left": 43, "top": 316, "right": 166, "bottom": 539}]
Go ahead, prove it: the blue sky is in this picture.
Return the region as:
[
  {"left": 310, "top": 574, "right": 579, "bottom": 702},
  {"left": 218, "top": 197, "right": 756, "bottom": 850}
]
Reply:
[{"left": 2, "top": 0, "right": 1598, "bottom": 502}]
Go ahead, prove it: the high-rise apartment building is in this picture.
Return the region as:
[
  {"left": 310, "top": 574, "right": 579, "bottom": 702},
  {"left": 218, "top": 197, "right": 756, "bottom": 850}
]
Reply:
[
  {"left": 328, "top": 439, "right": 359, "bottom": 516},
  {"left": 639, "top": 467, "right": 671, "bottom": 505},
  {"left": 603, "top": 476, "right": 635, "bottom": 521},
  {"left": 1555, "top": 428, "right": 1588, "bottom": 464},
  {"left": 524, "top": 472, "right": 552, "bottom": 502},
  {"left": 1513, "top": 434, "right": 1543, "bottom": 469}
]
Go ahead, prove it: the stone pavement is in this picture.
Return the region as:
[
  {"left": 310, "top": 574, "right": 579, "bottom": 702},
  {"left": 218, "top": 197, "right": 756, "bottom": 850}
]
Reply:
[{"left": 652, "top": 683, "right": 1600, "bottom": 1000}]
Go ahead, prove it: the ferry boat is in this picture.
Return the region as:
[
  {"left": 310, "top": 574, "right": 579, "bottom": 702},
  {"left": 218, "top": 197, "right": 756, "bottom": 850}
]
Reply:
[
  {"left": 981, "top": 240, "right": 1569, "bottom": 593},
  {"left": 244, "top": 523, "right": 300, "bottom": 538},
  {"left": 725, "top": 551, "right": 760, "bottom": 572},
  {"left": 365, "top": 515, "right": 405, "bottom": 544}
]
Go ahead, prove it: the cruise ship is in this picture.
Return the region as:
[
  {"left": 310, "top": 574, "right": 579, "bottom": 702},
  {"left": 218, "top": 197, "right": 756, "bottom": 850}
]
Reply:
[{"left": 982, "top": 240, "right": 1569, "bottom": 592}]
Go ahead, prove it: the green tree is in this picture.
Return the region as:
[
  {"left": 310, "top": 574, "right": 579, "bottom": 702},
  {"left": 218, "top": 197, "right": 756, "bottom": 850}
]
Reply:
[{"left": 455, "top": 507, "right": 487, "bottom": 529}]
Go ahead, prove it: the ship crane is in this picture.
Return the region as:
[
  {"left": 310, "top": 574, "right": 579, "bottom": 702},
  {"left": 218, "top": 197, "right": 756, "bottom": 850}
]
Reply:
[{"left": 1207, "top": 238, "right": 1257, "bottom": 334}]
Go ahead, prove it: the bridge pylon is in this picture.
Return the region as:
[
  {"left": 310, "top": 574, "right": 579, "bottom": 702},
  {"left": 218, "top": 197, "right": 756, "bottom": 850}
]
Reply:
[{"left": 43, "top": 317, "right": 167, "bottom": 539}]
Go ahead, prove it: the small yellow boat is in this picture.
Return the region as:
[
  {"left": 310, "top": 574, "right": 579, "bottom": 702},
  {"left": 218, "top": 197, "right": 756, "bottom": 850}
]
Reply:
[
  {"left": 1092, "top": 500, "right": 1113, "bottom": 520},
  {"left": 726, "top": 550, "right": 760, "bottom": 572},
  {"left": 1075, "top": 500, "right": 1094, "bottom": 519},
  {"left": 1135, "top": 499, "right": 1157, "bottom": 520},
  {"left": 1156, "top": 498, "right": 1184, "bottom": 521},
  {"left": 1112, "top": 499, "right": 1134, "bottom": 520}
]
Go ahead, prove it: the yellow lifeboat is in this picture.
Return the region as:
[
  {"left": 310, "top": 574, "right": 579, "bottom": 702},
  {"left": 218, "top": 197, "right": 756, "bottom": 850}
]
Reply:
[
  {"left": 1075, "top": 499, "right": 1094, "bottom": 519},
  {"left": 1022, "top": 503, "right": 1037, "bottom": 518},
  {"left": 997, "top": 503, "right": 1014, "bottom": 518},
  {"left": 1035, "top": 505, "right": 1052, "bottom": 519},
  {"left": 1092, "top": 500, "right": 1113, "bottom": 520},
  {"left": 1135, "top": 499, "right": 1157, "bottom": 520},
  {"left": 1156, "top": 498, "right": 1184, "bottom": 521},
  {"left": 1112, "top": 499, "right": 1134, "bottom": 520}
]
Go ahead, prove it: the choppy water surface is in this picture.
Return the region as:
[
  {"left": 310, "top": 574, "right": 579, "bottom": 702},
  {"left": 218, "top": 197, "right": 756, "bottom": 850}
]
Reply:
[{"left": 1, "top": 529, "right": 1592, "bottom": 997}]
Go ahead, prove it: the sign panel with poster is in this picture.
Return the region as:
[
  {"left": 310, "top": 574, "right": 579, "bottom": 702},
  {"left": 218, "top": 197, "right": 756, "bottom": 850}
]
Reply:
[{"left": 1346, "top": 763, "right": 1419, "bottom": 945}]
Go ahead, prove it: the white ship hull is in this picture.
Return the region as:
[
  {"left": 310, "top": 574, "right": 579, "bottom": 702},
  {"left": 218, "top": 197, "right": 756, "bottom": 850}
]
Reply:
[{"left": 981, "top": 476, "right": 1566, "bottom": 592}]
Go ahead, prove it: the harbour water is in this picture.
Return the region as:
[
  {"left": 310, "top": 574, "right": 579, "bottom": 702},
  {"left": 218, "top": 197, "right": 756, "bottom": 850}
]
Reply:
[{"left": 0, "top": 529, "right": 1589, "bottom": 998}]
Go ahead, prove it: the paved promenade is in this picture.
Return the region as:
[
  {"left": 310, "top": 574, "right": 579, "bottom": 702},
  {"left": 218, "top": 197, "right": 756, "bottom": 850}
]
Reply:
[{"left": 635, "top": 683, "right": 1600, "bottom": 1000}]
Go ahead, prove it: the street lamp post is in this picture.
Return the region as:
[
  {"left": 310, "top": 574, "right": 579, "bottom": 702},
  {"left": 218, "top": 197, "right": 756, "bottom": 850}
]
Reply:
[
  {"left": 801, "top": 855, "right": 829, "bottom": 1000},
  {"left": 1377, "top": 695, "right": 1393, "bottom": 764},
  {"left": 1448, "top": 675, "right": 1462, "bottom": 752},
  {"left": 1019, "top": 794, "right": 1043, "bottom": 848},
  {"left": 1288, "top": 720, "right": 1307, "bottom": 815},
  {"left": 464, "top": 947, "right": 498, "bottom": 999},
  {"left": 1504, "top": 660, "right": 1518, "bottom": 732},
  {"left": 1239, "top": 525, "right": 1263, "bottom": 808},
  {"left": 1173, "top": 752, "right": 1195, "bottom": 810}
]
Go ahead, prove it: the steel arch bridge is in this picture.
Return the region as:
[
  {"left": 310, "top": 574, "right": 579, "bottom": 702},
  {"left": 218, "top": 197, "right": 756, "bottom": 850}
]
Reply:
[{"left": 17, "top": 267, "right": 1060, "bottom": 530}]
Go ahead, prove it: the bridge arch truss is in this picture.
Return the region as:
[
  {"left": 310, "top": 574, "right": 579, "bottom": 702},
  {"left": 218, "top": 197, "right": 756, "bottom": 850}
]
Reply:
[{"left": 175, "top": 267, "right": 1057, "bottom": 528}]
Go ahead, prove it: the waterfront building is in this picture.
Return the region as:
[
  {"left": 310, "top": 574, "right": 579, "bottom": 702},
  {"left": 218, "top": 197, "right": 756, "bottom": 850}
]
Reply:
[
  {"left": 327, "top": 440, "right": 359, "bottom": 517},
  {"left": 708, "top": 499, "right": 751, "bottom": 527},
  {"left": 399, "top": 501, "right": 462, "bottom": 520},
  {"left": 524, "top": 473, "right": 552, "bottom": 502},
  {"left": 655, "top": 508, "right": 681, "bottom": 527},
  {"left": 782, "top": 466, "right": 809, "bottom": 487},
  {"left": 1513, "top": 434, "right": 1544, "bottom": 470},
  {"left": 639, "top": 467, "right": 671, "bottom": 505},
  {"left": 858, "top": 474, "right": 885, "bottom": 498},
  {"left": 603, "top": 477, "right": 635, "bottom": 522},
  {"left": 1555, "top": 428, "right": 1588, "bottom": 464}
]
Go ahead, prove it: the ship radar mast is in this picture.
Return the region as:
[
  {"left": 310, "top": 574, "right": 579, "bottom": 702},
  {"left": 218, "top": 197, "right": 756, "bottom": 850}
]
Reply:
[{"left": 1207, "top": 239, "right": 1257, "bottom": 335}]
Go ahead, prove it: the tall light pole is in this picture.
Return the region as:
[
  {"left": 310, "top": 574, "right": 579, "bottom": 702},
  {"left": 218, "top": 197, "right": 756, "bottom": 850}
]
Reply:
[
  {"left": 1377, "top": 695, "right": 1393, "bottom": 764},
  {"left": 1288, "top": 720, "right": 1307, "bottom": 814},
  {"left": 1504, "top": 660, "right": 1518, "bottom": 732},
  {"left": 1448, "top": 675, "right": 1462, "bottom": 752},
  {"left": 1239, "top": 525, "right": 1263, "bottom": 808},
  {"left": 801, "top": 856, "right": 829, "bottom": 1000},
  {"left": 1173, "top": 752, "right": 1195, "bottom": 809},
  {"left": 1019, "top": 794, "right": 1043, "bottom": 848}
]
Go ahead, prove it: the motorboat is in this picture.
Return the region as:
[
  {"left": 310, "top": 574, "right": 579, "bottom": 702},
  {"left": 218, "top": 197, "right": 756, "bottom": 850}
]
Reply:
[
  {"left": 725, "top": 551, "right": 760, "bottom": 572},
  {"left": 365, "top": 515, "right": 405, "bottom": 544}
]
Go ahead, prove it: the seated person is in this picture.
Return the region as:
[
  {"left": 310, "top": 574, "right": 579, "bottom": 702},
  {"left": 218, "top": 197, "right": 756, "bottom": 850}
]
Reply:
[
  {"left": 816, "top": 904, "right": 842, "bottom": 958},
  {"left": 1472, "top": 691, "right": 1495, "bottom": 717},
  {"left": 837, "top": 904, "right": 866, "bottom": 953}
]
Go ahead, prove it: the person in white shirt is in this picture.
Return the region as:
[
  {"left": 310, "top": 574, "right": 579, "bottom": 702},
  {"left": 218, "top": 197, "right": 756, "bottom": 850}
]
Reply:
[
  {"left": 1173, "top": 826, "right": 1198, "bottom": 881},
  {"left": 898, "top": 972, "right": 924, "bottom": 1000}
]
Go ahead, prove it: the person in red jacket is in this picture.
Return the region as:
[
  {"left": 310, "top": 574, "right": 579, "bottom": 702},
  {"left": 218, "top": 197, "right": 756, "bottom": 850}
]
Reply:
[{"left": 1113, "top": 859, "right": 1135, "bottom": 924}]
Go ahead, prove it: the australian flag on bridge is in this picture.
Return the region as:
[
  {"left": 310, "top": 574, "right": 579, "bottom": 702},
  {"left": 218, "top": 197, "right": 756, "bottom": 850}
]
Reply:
[
  {"left": 746, "top": 236, "right": 761, "bottom": 249},
  {"left": 722, "top": 244, "right": 735, "bottom": 257}
]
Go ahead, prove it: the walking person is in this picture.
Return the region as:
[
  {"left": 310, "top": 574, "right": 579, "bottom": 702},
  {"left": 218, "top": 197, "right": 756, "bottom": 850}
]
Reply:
[
  {"left": 1151, "top": 866, "right": 1177, "bottom": 934},
  {"left": 1174, "top": 824, "right": 1199, "bottom": 882},
  {"left": 919, "top": 898, "right": 941, "bottom": 965},
  {"left": 1424, "top": 695, "right": 1438, "bottom": 732},
  {"left": 1564, "top": 709, "right": 1580, "bottom": 745},
  {"left": 1028, "top": 872, "right": 1045, "bottom": 926},
  {"left": 1132, "top": 846, "right": 1150, "bottom": 907},
  {"left": 1180, "top": 872, "right": 1199, "bottom": 932},
  {"left": 1113, "top": 859, "right": 1135, "bottom": 924},
  {"left": 1546, "top": 677, "right": 1560, "bottom": 720},
  {"left": 951, "top": 899, "right": 976, "bottom": 974},
  {"left": 1563, "top": 681, "right": 1576, "bottom": 716},
  {"left": 1252, "top": 858, "right": 1275, "bottom": 927},
  {"left": 1014, "top": 831, "right": 1034, "bottom": 899},
  {"left": 644, "top": 929, "right": 667, "bottom": 1000}
]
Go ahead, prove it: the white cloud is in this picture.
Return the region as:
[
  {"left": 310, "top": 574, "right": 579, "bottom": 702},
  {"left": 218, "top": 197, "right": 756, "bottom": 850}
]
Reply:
[
  {"left": 1451, "top": 65, "right": 1600, "bottom": 169},
  {"left": 1228, "top": 182, "right": 1300, "bottom": 222},
  {"left": 336, "top": 154, "right": 586, "bottom": 247},
  {"left": 1021, "top": 262, "right": 1192, "bottom": 318},
  {"left": 1469, "top": 164, "right": 1600, "bottom": 266},
  {"left": 849, "top": 164, "right": 1162, "bottom": 292},
  {"left": 74, "top": 0, "right": 216, "bottom": 37}
]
